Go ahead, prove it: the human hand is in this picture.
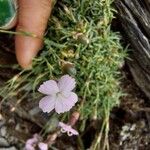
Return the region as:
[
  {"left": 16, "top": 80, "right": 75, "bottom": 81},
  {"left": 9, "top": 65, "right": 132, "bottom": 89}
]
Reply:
[{"left": 15, "top": 0, "right": 52, "bottom": 69}]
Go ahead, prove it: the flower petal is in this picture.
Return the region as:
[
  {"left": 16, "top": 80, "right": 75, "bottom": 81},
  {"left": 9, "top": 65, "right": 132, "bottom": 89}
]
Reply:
[
  {"left": 58, "top": 122, "right": 69, "bottom": 129},
  {"left": 58, "top": 122, "right": 65, "bottom": 127},
  {"left": 38, "top": 142, "right": 48, "bottom": 150},
  {"left": 69, "top": 128, "right": 79, "bottom": 135},
  {"left": 25, "top": 144, "right": 35, "bottom": 150},
  {"left": 38, "top": 80, "right": 59, "bottom": 95},
  {"left": 55, "top": 92, "right": 78, "bottom": 114},
  {"left": 58, "top": 75, "right": 76, "bottom": 92},
  {"left": 59, "top": 122, "right": 72, "bottom": 132},
  {"left": 67, "top": 92, "right": 78, "bottom": 103},
  {"left": 58, "top": 122, "right": 79, "bottom": 136},
  {"left": 25, "top": 138, "right": 37, "bottom": 150},
  {"left": 62, "top": 92, "right": 78, "bottom": 110},
  {"left": 39, "top": 96, "right": 56, "bottom": 113},
  {"left": 55, "top": 98, "right": 64, "bottom": 114}
]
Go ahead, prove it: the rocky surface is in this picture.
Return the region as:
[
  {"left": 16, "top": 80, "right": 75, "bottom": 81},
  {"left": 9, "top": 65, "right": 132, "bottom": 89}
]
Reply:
[{"left": 0, "top": 115, "right": 19, "bottom": 150}]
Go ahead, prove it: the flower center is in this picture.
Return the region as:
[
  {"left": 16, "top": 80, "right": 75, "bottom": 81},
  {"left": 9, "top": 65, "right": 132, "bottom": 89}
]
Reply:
[
  {"left": 56, "top": 91, "right": 68, "bottom": 99},
  {"left": 56, "top": 92, "right": 62, "bottom": 97}
]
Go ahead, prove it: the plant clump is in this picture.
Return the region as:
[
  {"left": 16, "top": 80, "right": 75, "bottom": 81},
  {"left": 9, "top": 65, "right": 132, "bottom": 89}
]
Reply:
[{"left": 0, "top": 0, "right": 126, "bottom": 149}]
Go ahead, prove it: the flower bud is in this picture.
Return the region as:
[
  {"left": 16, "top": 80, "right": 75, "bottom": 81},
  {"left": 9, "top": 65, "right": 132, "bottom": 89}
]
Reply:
[
  {"left": 74, "top": 33, "right": 90, "bottom": 45},
  {"left": 62, "top": 61, "right": 76, "bottom": 76}
]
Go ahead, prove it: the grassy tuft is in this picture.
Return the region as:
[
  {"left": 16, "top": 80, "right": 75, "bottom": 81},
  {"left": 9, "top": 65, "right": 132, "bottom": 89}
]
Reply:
[{"left": 0, "top": 0, "right": 126, "bottom": 149}]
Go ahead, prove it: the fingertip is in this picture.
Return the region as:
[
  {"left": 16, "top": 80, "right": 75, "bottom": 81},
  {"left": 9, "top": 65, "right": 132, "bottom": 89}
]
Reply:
[
  {"left": 15, "top": 34, "right": 43, "bottom": 69},
  {"left": 15, "top": 0, "right": 52, "bottom": 69}
]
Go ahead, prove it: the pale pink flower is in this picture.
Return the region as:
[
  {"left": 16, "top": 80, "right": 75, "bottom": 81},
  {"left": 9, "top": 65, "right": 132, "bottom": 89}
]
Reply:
[
  {"left": 25, "top": 134, "right": 39, "bottom": 150},
  {"left": 58, "top": 122, "right": 79, "bottom": 136},
  {"left": 38, "top": 142, "right": 48, "bottom": 150},
  {"left": 25, "top": 134, "right": 48, "bottom": 150},
  {"left": 38, "top": 75, "right": 78, "bottom": 114}
]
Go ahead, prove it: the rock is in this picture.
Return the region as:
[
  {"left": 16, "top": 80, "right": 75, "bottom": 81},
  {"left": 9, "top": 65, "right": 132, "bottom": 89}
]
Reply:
[
  {"left": 0, "top": 126, "right": 7, "bottom": 137},
  {"left": 0, "top": 147, "right": 17, "bottom": 150},
  {"left": 0, "top": 121, "right": 5, "bottom": 129},
  {"left": 0, "top": 137, "right": 9, "bottom": 146}
]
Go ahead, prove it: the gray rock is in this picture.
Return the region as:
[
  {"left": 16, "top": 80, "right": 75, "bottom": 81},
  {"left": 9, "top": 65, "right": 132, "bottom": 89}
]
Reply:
[
  {"left": 0, "top": 137, "right": 9, "bottom": 146},
  {"left": 0, "top": 126, "right": 7, "bottom": 137},
  {"left": 0, "top": 121, "right": 5, "bottom": 128},
  {"left": 0, "top": 147, "right": 17, "bottom": 150}
]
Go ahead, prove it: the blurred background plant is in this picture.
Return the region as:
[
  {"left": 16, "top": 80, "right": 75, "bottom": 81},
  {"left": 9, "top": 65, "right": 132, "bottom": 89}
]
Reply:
[{"left": 0, "top": 0, "right": 126, "bottom": 149}]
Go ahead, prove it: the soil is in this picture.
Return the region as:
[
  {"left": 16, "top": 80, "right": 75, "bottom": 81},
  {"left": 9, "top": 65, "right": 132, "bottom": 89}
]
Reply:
[{"left": 0, "top": 34, "right": 150, "bottom": 150}]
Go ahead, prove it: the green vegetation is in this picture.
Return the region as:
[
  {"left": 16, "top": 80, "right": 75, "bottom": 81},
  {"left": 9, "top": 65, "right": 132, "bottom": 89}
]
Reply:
[{"left": 0, "top": 0, "right": 126, "bottom": 149}]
